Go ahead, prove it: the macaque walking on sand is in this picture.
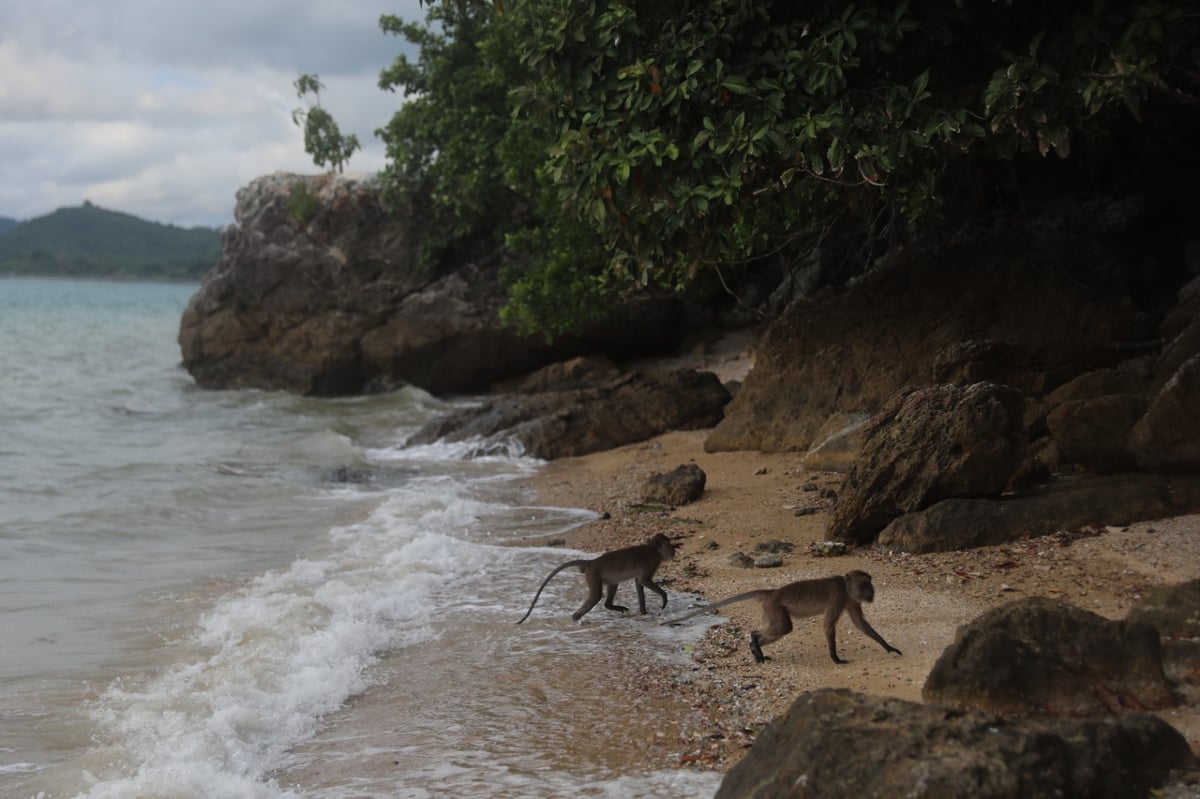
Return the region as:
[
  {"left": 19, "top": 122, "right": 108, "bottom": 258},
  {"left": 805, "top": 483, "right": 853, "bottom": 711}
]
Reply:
[{"left": 667, "top": 570, "right": 901, "bottom": 664}]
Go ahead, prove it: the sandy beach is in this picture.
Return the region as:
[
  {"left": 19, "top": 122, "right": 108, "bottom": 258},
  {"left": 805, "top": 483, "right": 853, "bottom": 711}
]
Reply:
[
  {"left": 274, "top": 338, "right": 1200, "bottom": 791},
  {"left": 522, "top": 426, "right": 1200, "bottom": 776}
]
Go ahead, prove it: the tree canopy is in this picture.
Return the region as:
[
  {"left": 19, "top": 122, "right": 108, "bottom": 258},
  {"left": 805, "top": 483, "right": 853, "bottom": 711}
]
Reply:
[{"left": 302, "top": 0, "right": 1200, "bottom": 336}]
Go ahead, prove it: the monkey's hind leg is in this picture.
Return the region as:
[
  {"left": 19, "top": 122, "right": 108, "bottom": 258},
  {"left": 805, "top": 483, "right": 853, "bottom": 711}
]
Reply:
[
  {"left": 749, "top": 604, "right": 793, "bottom": 663},
  {"left": 571, "top": 575, "right": 606, "bottom": 621},
  {"left": 602, "top": 581, "right": 629, "bottom": 614}
]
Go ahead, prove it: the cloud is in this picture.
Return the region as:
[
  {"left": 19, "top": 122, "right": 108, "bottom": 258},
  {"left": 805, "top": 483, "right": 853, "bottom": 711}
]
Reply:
[{"left": 0, "top": 0, "right": 424, "bottom": 228}]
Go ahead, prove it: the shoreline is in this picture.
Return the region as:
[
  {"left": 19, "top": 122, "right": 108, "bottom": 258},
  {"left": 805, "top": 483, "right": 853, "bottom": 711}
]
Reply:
[{"left": 520, "top": 427, "right": 1200, "bottom": 775}]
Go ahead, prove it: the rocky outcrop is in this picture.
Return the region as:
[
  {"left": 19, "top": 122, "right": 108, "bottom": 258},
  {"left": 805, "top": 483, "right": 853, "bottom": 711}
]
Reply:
[
  {"left": 698, "top": 199, "right": 1200, "bottom": 550},
  {"left": 405, "top": 369, "right": 731, "bottom": 460},
  {"left": 923, "top": 597, "right": 1177, "bottom": 716},
  {"left": 179, "top": 173, "right": 685, "bottom": 396},
  {"left": 706, "top": 199, "right": 1158, "bottom": 454},
  {"left": 714, "top": 688, "right": 1193, "bottom": 799},
  {"left": 827, "top": 382, "right": 1027, "bottom": 544}
]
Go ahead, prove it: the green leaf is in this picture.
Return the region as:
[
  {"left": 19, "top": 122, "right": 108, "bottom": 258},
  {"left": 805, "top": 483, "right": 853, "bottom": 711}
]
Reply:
[{"left": 721, "top": 75, "right": 754, "bottom": 95}]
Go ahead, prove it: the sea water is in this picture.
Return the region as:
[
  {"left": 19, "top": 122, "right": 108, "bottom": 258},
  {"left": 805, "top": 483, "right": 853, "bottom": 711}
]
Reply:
[{"left": 0, "top": 277, "right": 721, "bottom": 798}]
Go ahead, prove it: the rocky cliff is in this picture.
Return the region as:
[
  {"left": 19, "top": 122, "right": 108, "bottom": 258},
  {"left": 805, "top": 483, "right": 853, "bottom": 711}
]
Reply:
[{"left": 179, "top": 172, "right": 685, "bottom": 396}]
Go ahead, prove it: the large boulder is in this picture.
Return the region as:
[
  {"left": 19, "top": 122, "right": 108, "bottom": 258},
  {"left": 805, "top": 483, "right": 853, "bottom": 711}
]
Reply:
[
  {"left": 827, "top": 382, "right": 1027, "bottom": 544},
  {"left": 714, "top": 688, "right": 1192, "bottom": 799},
  {"left": 706, "top": 199, "right": 1158, "bottom": 454},
  {"left": 877, "top": 473, "right": 1200, "bottom": 553},
  {"left": 1045, "top": 394, "right": 1148, "bottom": 473},
  {"left": 179, "top": 172, "right": 684, "bottom": 396},
  {"left": 923, "top": 597, "right": 1176, "bottom": 716},
  {"left": 405, "top": 369, "right": 731, "bottom": 460},
  {"left": 1131, "top": 355, "right": 1200, "bottom": 471},
  {"left": 179, "top": 172, "right": 425, "bottom": 395}
]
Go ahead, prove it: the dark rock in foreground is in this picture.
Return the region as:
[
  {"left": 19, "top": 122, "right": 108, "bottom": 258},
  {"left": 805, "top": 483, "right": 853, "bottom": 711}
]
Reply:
[
  {"left": 715, "top": 688, "right": 1193, "bottom": 799},
  {"left": 923, "top": 597, "right": 1176, "bottom": 716}
]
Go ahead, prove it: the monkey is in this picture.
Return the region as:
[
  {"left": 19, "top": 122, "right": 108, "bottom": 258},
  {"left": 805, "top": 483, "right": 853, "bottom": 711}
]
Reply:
[
  {"left": 517, "top": 533, "right": 679, "bottom": 624},
  {"left": 665, "top": 570, "right": 901, "bottom": 664}
]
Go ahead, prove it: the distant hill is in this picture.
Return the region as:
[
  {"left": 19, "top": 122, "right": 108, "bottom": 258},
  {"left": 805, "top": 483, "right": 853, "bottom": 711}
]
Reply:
[
  {"left": 0, "top": 216, "right": 17, "bottom": 235},
  {"left": 0, "top": 202, "right": 221, "bottom": 280}
]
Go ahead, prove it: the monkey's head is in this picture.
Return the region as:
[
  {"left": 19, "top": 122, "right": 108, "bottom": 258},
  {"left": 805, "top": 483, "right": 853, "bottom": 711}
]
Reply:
[
  {"left": 845, "top": 570, "right": 875, "bottom": 603},
  {"left": 651, "top": 533, "right": 678, "bottom": 560}
]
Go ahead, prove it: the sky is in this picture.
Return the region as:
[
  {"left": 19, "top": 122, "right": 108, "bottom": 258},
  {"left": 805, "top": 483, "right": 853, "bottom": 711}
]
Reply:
[{"left": 0, "top": 0, "right": 426, "bottom": 229}]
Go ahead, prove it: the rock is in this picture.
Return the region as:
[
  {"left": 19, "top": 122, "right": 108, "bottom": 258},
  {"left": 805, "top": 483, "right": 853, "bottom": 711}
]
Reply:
[
  {"left": 714, "top": 688, "right": 1193, "bottom": 799},
  {"left": 931, "top": 338, "right": 1040, "bottom": 391},
  {"left": 799, "top": 412, "right": 869, "bottom": 473},
  {"left": 1161, "top": 640, "right": 1200, "bottom": 705},
  {"left": 641, "top": 464, "right": 707, "bottom": 506},
  {"left": 1159, "top": 273, "right": 1200, "bottom": 354},
  {"left": 180, "top": 172, "right": 686, "bottom": 396},
  {"left": 808, "top": 541, "right": 849, "bottom": 557},
  {"left": 827, "top": 382, "right": 1027, "bottom": 544},
  {"left": 1007, "top": 434, "right": 1067, "bottom": 490},
  {"left": 406, "top": 368, "right": 731, "bottom": 460},
  {"left": 1131, "top": 355, "right": 1200, "bottom": 471},
  {"left": 491, "top": 355, "right": 622, "bottom": 394},
  {"left": 1128, "top": 580, "right": 1200, "bottom": 640},
  {"left": 923, "top": 597, "right": 1176, "bottom": 716},
  {"left": 877, "top": 473, "right": 1200, "bottom": 553},
  {"left": 753, "top": 540, "right": 794, "bottom": 554},
  {"left": 729, "top": 552, "right": 754, "bottom": 568},
  {"left": 1045, "top": 394, "right": 1148, "bottom": 473},
  {"left": 706, "top": 200, "right": 1157, "bottom": 454},
  {"left": 1130, "top": 581, "right": 1200, "bottom": 705},
  {"left": 753, "top": 555, "right": 784, "bottom": 568}
]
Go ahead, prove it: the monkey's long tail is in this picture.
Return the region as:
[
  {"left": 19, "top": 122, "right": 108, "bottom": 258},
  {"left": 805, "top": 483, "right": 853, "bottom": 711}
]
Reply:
[
  {"left": 662, "top": 590, "right": 772, "bottom": 625},
  {"left": 516, "top": 560, "right": 588, "bottom": 624}
]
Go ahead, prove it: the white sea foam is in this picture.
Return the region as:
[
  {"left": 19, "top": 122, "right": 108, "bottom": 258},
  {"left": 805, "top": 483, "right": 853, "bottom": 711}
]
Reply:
[{"left": 39, "top": 478, "right": 507, "bottom": 798}]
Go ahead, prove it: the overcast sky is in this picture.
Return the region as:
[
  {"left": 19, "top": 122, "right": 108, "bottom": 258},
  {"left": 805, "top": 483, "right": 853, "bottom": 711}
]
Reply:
[{"left": 0, "top": 1, "right": 426, "bottom": 229}]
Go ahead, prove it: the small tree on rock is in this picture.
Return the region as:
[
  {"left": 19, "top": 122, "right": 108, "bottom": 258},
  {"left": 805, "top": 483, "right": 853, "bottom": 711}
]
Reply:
[{"left": 292, "top": 73, "right": 361, "bottom": 174}]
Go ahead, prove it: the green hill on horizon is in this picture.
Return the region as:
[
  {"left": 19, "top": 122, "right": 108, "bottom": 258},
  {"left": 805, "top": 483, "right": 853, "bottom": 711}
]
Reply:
[{"left": 0, "top": 202, "right": 221, "bottom": 280}]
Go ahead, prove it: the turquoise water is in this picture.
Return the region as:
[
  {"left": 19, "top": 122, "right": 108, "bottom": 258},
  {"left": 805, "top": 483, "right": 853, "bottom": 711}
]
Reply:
[{"left": 0, "top": 278, "right": 719, "bottom": 798}]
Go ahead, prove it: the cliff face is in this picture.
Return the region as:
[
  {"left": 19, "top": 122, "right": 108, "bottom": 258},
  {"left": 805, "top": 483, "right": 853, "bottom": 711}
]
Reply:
[
  {"left": 178, "top": 172, "right": 684, "bottom": 396},
  {"left": 707, "top": 198, "right": 1170, "bottom": 454}
]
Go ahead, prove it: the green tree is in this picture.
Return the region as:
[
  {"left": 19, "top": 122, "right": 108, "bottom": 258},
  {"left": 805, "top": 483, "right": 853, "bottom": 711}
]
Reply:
[
  {"left": 512, "top": 0, "right": 1199, "bottom": 297},
  {"left": 327, "top": 0, "right": 1200, "bottom": 335},
  {"left": 292, "top": 74, "right": 362, "bottom": 174}
]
